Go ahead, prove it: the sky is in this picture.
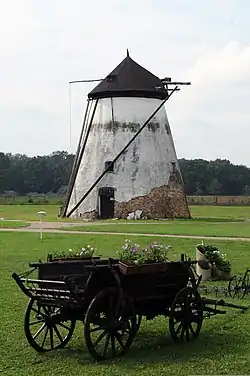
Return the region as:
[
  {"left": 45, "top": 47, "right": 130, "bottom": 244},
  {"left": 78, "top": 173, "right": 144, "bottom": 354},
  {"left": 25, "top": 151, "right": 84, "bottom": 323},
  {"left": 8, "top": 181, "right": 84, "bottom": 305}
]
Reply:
[{"left": 1, "top": 0, "right": 250, "bottom": 166}]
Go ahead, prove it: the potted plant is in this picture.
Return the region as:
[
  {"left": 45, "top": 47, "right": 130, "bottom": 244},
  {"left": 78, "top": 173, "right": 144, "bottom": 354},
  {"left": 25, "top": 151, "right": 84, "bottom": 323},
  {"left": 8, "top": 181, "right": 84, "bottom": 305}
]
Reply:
[
  {"left": 196, "top": 242, "right": 231, "bottom": 281},
  {"left": 47, "top": 245, "right": 100, "bottom": 262},
  {"left": 117, "top": 239, "right": 171, "bottom": 275},
  {"left": 36, "top": 245, "right": 100, "bottom": 281}
]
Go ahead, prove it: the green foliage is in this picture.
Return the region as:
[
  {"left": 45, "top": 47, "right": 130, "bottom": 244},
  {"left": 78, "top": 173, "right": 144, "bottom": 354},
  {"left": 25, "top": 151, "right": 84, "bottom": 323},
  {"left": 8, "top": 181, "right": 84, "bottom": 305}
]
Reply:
[
  {"left": 179, "top": 158, "right": 250, "bottom": 196},
  {"left": 0, "top": 152, "right": 10, "bottom": 193},
  {"left": 1, "top": 150, "right": 250, "bottom": 197},
  {"left": 117, "top": 239, "right": 170, "bottom": 265},
  {"left": 2, "top": 151, "right": 74, "bottom": 195}
]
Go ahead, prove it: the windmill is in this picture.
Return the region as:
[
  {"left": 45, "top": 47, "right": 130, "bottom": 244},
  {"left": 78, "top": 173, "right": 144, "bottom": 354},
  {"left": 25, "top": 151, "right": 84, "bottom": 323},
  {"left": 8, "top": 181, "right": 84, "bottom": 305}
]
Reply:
[{"left": 62, "top": 51, "right": 191, "bottom": 220}]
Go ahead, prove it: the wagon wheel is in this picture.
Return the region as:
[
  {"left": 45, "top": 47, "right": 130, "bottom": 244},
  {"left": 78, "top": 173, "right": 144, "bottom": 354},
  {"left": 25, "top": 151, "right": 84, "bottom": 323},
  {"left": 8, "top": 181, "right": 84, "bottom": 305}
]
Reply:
[
  {"left": 169, "top": 287, "right": 203, "bottom": 343},
  {"left": 228, "top": 275, "right": 244, "bottom": 299},
  {"left": 24, "top": 299, "right": 76, "bottom": 352},
  {"left": 241, "top": 272, "right": 250, "bottom": 299},
  {"left": 84, "top": 287, "right": 137, "bottom": 361}
]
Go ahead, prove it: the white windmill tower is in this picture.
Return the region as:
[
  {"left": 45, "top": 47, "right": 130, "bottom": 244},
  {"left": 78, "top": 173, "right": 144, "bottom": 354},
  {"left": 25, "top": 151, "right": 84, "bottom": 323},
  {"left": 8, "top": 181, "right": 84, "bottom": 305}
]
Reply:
[{"left": 62, "top": 51, "right": 191, "bottom": 220}]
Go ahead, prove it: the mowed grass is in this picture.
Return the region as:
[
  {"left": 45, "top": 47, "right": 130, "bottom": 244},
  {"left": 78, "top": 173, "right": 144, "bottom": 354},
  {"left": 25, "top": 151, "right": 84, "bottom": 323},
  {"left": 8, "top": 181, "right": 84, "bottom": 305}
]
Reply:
[
  {"left": 0, "top": 221, "right": 29, "bottom": 228},
  {"left": 1, "top": 231, "right": 250, "bottom": 375},
  {"left": 63, "top": 220, "right": 250, "bottom": 238},
  {"left": 1, "top": 204, "right": 250, "bottom": 222},
  {"left": 190, "top": 205, "right": 250, "bottom": 220},
  {"left": 0, "top": 204, "right": 60, "bottom": 221}
]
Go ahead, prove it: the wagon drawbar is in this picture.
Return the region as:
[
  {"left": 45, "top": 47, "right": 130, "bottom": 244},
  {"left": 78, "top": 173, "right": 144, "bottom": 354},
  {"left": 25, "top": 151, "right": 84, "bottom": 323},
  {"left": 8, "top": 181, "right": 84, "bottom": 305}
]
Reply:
[{"left": 12, "top": 255, "right": 249, "bottom": 361}]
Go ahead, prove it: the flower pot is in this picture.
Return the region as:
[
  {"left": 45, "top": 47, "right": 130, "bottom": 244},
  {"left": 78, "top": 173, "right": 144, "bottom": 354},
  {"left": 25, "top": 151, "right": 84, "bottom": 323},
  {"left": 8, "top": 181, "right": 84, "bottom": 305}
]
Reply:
[
  {"left": 196, "top": 247, "right": 212, "bottom": 281},
  {"left": 47, "top": 254, "right": 100, "bottom": 262},
  {"left": 118, "top": 261, "right": 171, "bottom": 275},
  {"left": 215, "top": 268, "right": 231, "bottom": 281}
]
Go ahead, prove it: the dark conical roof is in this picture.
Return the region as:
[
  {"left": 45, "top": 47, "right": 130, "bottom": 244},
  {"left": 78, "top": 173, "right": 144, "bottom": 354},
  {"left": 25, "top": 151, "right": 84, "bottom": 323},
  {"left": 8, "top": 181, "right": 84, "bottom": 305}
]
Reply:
[{"left": 88, "top": 51, "right": 167, "bottom": 100}]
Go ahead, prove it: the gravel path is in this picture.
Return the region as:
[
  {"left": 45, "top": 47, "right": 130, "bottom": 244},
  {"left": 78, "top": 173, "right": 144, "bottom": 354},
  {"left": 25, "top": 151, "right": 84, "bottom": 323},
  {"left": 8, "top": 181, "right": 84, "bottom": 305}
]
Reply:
[{"left": 26, "top": 221, "right": 86, "bottom": 229}]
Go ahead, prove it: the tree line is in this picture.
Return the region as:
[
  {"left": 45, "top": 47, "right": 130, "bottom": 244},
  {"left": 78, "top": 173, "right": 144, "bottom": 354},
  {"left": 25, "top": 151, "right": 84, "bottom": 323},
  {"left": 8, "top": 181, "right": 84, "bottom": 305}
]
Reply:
[{"left": 0, "top": 151, "right": 250, "bottom": 196}]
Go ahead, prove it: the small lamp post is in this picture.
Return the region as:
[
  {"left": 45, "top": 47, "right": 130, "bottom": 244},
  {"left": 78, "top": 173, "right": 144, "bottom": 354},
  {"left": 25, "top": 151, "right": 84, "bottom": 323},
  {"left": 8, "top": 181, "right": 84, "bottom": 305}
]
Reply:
[{"left": 37, "top": 211, "right": 46, "bottom": 240}]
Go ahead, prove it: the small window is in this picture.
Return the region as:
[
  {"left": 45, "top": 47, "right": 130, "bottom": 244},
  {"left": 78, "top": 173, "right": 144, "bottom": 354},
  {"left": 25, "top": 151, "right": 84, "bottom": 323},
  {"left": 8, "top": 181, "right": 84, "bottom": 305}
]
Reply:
[{"left": 105, "top": 161, "right": 114, "bottom": 172}]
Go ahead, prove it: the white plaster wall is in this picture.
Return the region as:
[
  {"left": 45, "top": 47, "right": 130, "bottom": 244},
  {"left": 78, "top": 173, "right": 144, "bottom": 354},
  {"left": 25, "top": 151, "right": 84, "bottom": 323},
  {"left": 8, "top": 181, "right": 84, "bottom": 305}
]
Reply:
[{"left": 66, "top": 97, "right": 180, "bottom": 218}]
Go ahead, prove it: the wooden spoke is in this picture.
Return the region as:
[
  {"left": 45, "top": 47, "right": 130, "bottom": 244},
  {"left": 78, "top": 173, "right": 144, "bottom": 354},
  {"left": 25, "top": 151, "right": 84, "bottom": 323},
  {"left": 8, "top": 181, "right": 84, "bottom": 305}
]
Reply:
[
  {"left": 93, "top": 331, "right": 107, "bottom": 347},
  {"left": 58, "top": 322, "right": 72, "bottom": 331},
  {"left": 30, "top": 306, "right": 47, "bottom": 319},
  {"left": 102, "top": 333, "right": 111, "bottom": 357},
  {"left": 53, "top": 324, "right": 63, "bottom": 343},
  {"left": 111, "top": 335, "right": 116, "bottom": 357},
  {"left": 175, "top": 322, "right": 183, "bottom": 336},
  {"left": 90, "top": 326, "right": 106, "bottom": 333},
  {"left": 33, "top": 323, "right": 46, "bottom": 339},
  {"left": 41, "top": 326, "right": 49, "bottom": 348},
  {"left": 49, "top": 327, "right": 54, "bottom": 349},
  {"left": 29, "top": 319, "right": 44, "bottom": 326},
  {"left": 188, "top": 323, "right": 196, "bottom": 336},
  {"left": 114, "top": 332, "right": 125, "bottom": 350}
]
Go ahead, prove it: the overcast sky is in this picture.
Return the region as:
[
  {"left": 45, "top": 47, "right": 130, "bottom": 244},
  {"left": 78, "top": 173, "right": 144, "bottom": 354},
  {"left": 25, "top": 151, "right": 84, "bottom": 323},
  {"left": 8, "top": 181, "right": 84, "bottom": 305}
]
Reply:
[{"left": 1, "top": 0, "right": 250, "bottom": 166}]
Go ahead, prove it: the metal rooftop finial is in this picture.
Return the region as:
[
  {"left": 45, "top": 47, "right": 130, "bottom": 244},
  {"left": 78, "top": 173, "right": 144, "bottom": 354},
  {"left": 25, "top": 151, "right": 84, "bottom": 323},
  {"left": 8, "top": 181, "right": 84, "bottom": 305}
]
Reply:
[{"left": 127, "top": 49, "right": 129, "bottom": 57}]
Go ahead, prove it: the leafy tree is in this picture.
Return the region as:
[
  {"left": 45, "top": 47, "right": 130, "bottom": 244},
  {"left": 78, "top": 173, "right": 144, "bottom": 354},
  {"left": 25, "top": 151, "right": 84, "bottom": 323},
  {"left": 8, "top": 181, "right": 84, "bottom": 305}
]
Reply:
[
  {"left": 0, "top": 152, "right": 10, "bottom": 193},
  {"left": 1, "top": 151, "right": 250, "bottom": 196}
]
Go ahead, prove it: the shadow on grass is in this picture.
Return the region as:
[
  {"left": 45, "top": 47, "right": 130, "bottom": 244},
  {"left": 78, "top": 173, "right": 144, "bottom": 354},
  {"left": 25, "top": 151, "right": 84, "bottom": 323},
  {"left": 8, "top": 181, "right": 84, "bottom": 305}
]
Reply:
[{"left": 43, "top": 316, "right": 249, "bottom": 368}]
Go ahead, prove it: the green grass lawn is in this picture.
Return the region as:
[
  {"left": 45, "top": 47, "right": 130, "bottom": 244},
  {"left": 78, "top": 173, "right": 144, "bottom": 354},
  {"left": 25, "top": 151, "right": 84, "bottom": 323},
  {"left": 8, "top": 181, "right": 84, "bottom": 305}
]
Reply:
[
  {"left": 0, "top": 204, "right": 60, "bottom": 221},
  {"left": 190, "top": 205, "right": 250, "bottom": 219},
  {"left": 0, "top": 220, "right": 29, "bottom": 228},
  {"left": 1, "top": 231, "right": 250, "bottom": 375},
  {"left": 1, "top": 204, "right": 250, "bottom": 222},
  {"left": 62, "top": 221, "right": 250, "bottom": 238}
]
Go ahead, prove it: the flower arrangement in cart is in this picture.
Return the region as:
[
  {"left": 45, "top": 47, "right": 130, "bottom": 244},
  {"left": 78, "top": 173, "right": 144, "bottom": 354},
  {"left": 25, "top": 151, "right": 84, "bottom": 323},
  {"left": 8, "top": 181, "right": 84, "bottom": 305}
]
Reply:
[
  {"left": 47, "top": 244, "right": 98, "bottom": 261},
  {"left": 117, "top": 239, "right": 171, "bottom": 265},
  {"left": 116, "top": 239, "right": 171, "bottom": 275}
]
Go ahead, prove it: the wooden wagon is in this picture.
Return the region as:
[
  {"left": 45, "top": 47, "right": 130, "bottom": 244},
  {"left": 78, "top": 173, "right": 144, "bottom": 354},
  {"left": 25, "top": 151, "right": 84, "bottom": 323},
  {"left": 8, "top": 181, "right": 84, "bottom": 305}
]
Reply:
[{"left": 12, "top": 255, "right": 248, "bottom": 361}]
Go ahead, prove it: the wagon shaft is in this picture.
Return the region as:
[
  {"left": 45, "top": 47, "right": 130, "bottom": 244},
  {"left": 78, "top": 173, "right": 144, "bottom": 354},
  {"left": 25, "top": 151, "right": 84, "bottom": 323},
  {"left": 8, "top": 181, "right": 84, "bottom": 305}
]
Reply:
[{"left": 202, "top": 297, "right": 249, "bottom": 317}]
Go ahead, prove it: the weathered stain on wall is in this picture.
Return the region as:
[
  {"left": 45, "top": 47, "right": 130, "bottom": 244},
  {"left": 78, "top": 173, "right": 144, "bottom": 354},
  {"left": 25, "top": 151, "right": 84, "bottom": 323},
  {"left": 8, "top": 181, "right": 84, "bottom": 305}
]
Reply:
[{"left": 96, "top": 120, "right": 161, "bottom": 134}]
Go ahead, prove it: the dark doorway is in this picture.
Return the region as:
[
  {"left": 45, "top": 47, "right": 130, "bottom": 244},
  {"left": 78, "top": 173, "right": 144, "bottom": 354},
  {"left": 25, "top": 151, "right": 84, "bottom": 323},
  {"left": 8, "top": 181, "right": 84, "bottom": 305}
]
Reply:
[{"left": 99, "top": 187, "right": 115, "bottom": 219}]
